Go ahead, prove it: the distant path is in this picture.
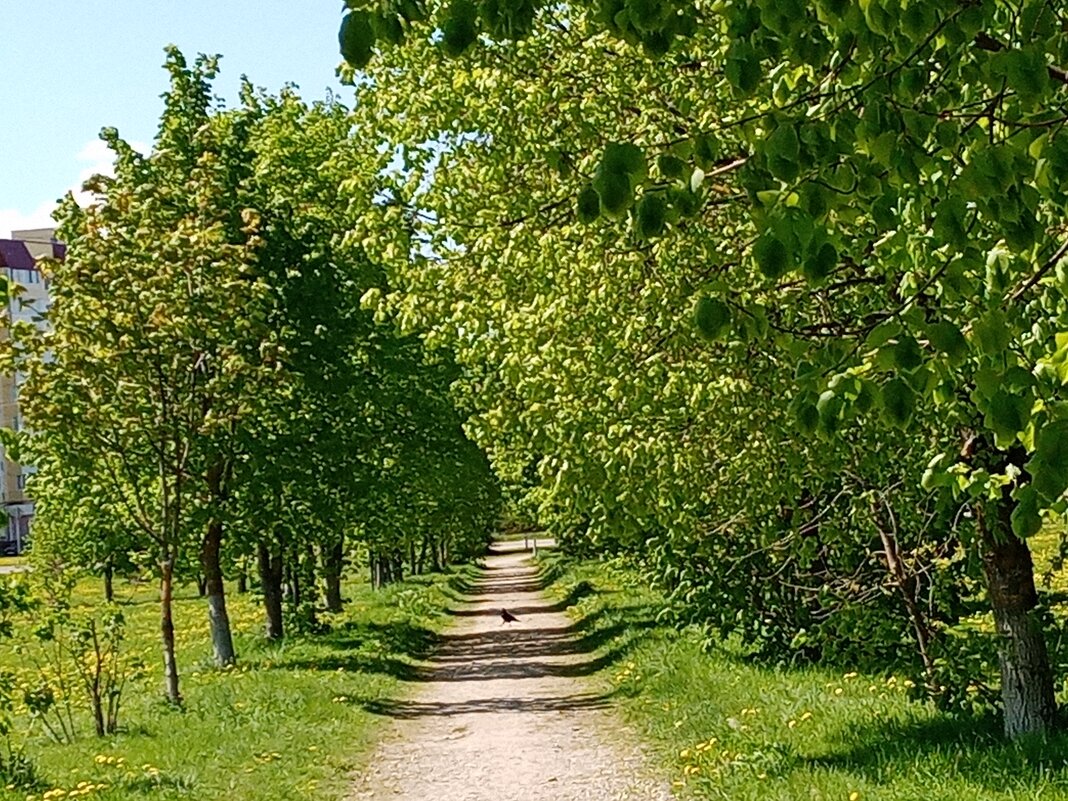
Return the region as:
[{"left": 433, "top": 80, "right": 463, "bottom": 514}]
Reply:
[
  {"left": 0, "top": 564, "right": 27, "bottom": 575},
  {"left": 349, "top": 541, "right": 671, "bottom": 801}
]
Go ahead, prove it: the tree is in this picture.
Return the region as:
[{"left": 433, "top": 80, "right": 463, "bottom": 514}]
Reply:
[
  {"left": 9, "top": 48, "right": 276, "bottom": 700},
  {"left": 338, "top": 0, "right": 1068, "bottom": 737}
]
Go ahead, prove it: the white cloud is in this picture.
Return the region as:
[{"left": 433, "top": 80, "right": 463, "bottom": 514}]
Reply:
[
  {"left": 1, "top": 138, "right": 148, "bottom": 238},
  {"left": 0, "top": 201, "right": 59, "bottom": 239}
]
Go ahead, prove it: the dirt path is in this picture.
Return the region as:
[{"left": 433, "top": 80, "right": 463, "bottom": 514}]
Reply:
[{"left": 349, "top": 541, "right": 672, "bottom": 801}]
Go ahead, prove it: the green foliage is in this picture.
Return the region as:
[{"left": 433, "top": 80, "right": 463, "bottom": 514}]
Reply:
[
  {"left": 541, "top": 552, "right": 1068, "bottom": 801},
  {"left": 0, "top": 570, "right": 459, "bottom": 801}
]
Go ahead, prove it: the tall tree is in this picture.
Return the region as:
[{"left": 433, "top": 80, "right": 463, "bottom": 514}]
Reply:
[{"left": 339, "top": 0, "right": 1068, "bottom": 737}]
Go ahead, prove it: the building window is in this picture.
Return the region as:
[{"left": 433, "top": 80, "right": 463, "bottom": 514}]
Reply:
[{"left": 16, "top": 474, "right": 26, "bottom": 490}]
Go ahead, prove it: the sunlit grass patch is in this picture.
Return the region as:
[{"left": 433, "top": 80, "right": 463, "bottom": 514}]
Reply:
[
  {"left": 538, "top": 551, "right": 1068, "bottom": 801},
  {"left": 0, "top": 568, "right": 461, "bottom": 801}
]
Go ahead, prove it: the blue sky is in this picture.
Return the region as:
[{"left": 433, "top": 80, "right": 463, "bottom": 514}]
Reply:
[{"left": 0, "top": 2, "right": 347, "bottom": 237}]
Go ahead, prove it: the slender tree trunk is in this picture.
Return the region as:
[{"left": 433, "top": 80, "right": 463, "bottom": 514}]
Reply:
[
  {"left": 196, "top": 575, "right": 207, "bottom": 597},
  {"left": 103, "top": 558, "right": 114, "bottom": 603},
  {"left": 287, "top": 543, "right": 301, "bottom": 606},
  {"left": 430, "top": 538, "right": 441, "bottom": 572},
  {"left": 978, "top": 498, "right": 1057, "bottom": 738},
  {"left": 237, "top": 565, "right": 247, "bottom": 594},
  {"left": 418, "top": 536, "right": 430, "bottom": 574},
  {"left": 409, "top": 541, "right": 417, "bottom": 575},
  {"left": 299, "top": 543, "right": 318, "bottom": 629},
  {"left": 159, "top": 555, "right": 181, "bottom": 705},
  {"left": 257, "top": 541, "right": 284, "bottom": 641},
  {"left": 871, "top": 501, "right": 936, "bottom": 690},
  {"left": 322, "top": 538, "right": 344, "bottom": 613},
  {"left": 201, "top": 519, "right": 236, "bottom": 666}
]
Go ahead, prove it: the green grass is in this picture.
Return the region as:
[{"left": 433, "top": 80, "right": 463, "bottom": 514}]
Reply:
[
  {"left": 0, "top": 566, "right": 475, "bottom": 801},
  {"left": 0, "top": 556, "right": 27, "bottom": 567},
  {"left": 538, "top": 551, "right": 1068, "bottom": 801}
]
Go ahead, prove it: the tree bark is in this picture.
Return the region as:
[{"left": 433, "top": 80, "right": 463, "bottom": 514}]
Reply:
[
  {"left": 978, "top": 499, "right": 1057, "bottom": 738},
  {"left": 103, "top": 558, "right": 114, "bottom": 603},
  {"left": 871, "top": 500, "right": 936, "bottom": 690},
  {"left": 418, "top": 536, "right": 430, "bottom": 574},
  {"left": 237, "top": 567, "right": 247, "bottom": 594},
  {"left": 257, "top": 540, "right": 284, "bottom": 641},
  {"left": 201, "top": 518, "right": 236, "bottom": 666},
  {"left": 159, "top": 555, "right": 182, "bottom": 705},
  {"left": 322, "top": 537, "right": 344, "bottom": 613}
]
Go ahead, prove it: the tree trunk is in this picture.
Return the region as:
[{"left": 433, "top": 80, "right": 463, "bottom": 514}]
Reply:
[
  {"left": 287, "top": 543, "right": 301, "bottom": 606},
  {"left": 978, "top": 499, "right": 1057, "bottom": 738},
  {"left": 871, "top": 500, "right": 936, "bottom": 691},
  {"left": 409, "top": 541, "right": 417, "bottom": 576},
  {"left": 159, "top": 555, "right": 182, "bottom": 705},
  {"left": 429, "top": 538, "right": 441, "bottom": 572},
  {"left": 299, "top": 542, "right": 319, "bottom": 629},
  {"left": 201, "top": 519, "right": 236, "bottom": 666},
  {"left": 196, "top": 574, "right": 207, "bottom": 597},
  {"left": 237, "top": 567, "right": 247, "bottom": 594},
  {"left": 103, "top": 558, "right": 114, "bottom": 603},
  {"left": 418, "top": 536, "right": 430, "bottom": 574},
  {"left": 257, "top": 541, "right": 284, "bottom": 641},
  {"left": 322, "top": 537, "right": 344, "bottom": 613}
]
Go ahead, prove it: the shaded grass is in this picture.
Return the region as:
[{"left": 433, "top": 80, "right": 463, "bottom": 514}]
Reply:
[
  {"left": 536, "top": 551, "right": 1068, "bottom": 801},
  {"left": 0, "top": 567, "right": 470, "bottom": 801}
]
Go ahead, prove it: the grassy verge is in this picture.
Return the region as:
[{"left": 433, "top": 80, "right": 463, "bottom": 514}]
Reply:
[
  {"left": 538, "top": 550, "right": 1068, "bottom": 801},
  {"left": 0, "top": 556, "right": 26, "bottom": 567},
  {"left": 0, "top": 565, "right": 475, "bottom": 801}
]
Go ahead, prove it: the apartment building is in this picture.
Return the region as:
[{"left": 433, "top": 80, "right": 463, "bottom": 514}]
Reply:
[{"left": 0, "top": 227, "right": 56, "bottom": 555}]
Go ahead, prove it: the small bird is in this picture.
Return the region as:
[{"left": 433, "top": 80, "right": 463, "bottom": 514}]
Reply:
[{"left": 499, "top": 608, "right": 519, "bottom": 624}]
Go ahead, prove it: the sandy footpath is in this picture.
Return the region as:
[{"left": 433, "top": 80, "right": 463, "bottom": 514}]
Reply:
[{"left": 348, "top": 541, "right": 672, "bottom": 801}]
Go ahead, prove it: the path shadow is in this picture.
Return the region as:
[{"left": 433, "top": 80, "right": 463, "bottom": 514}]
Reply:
[{"left": 359, "top": 691, "right": 614, "bottom": 718}]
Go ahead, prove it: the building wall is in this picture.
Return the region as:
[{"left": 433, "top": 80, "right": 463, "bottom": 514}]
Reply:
[{"left": 0, "top": 228, "right": 55, "bottom": 553}]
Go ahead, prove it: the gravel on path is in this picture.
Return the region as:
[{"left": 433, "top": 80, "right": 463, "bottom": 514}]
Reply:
[{"left": 348, "top": 541, "right": 673, "bottom": 801}]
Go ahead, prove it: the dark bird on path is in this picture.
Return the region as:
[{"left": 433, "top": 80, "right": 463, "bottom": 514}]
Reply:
[{"left": 499, "top": 608, "right": 519, "bottom": 624}]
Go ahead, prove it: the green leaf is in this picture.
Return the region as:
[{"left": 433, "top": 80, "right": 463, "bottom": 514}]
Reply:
[
  {"left": 753, "top": 233, "right": 791, "bottom": 279},
  {"left": 339, "top": 11, "right": 376, "bottom": 68},
  {"left": 802, "top": 242, "right": 837, "bottom": 284},
  {"left": 880, "top": 378, "right": 914, "bottom": 428},
  {"left": 1028, "top": 420, "right": 1068, "bottom": 502},
  {"left": 892, "top": 336, "right": 923, "bottom": 371},
  {"left": 576, "top": 186, "right": 601, "bottom": 224},
  {"left": 1003, "top": 47, "right": 1051, "bottom": 101},
  {"left": 725, "top": 40, "right": 763, "bottom": 94},
  {"left": 796, "top": 401, "right": 819, "bottom": 434},
  {"left": 441, "top": 0, "right": 479, "bottom": 57},
  {"left": 983, "top": 389, "right": 1031, "bottom": 446},
  {"left": 602, "top": 142, "right": 647, "bottom": 180},
  {"left": 693, "top": 295, "right": 731, "bottom": 342},
  {"left": 921, "top": 453, "right": 953, "bottom": 491},
  {"left": 1011, "top": 485, "right": 1043, "bottom": 538},
  {"left": 593, "top": 169, "right": 633, "bottom": 218},
  {"left": 971, "top": 309, "right": 1011, "bottom": 356},
  {"left": 657, "top": 154, "right": 685, "bottom": 179},
  {"left": 926, "top": 321, "right": 968, "bottom": 363},
  {"left": 635, "top": 192, "right": 667, "bottom": 238},
  {"left": 932, "top": 196, "right": 968, "bottom": 251}
]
